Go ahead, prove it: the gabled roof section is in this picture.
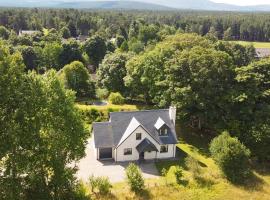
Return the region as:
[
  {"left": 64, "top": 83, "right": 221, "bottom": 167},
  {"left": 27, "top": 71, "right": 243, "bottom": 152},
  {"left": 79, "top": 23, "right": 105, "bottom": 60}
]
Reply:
[
  {"left": 117, "top": 117, "right": 141, "bottom": 147},
  {"left": 154, "top": 117, "right": 166, "bottom": 130},
  {"left": 110, "top": 109, "right": 178, "bottom": 145},
  {"left": 136, "top": 138, "right": 158, "bottom": 153}
]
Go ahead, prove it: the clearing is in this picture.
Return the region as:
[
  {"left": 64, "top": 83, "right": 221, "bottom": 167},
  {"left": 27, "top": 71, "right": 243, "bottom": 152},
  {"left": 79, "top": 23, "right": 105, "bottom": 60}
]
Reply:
[
  {"left": 88, "top": 125, "right": 270, "bottom": 200},
  {"left": 230, "top": 40, "right": 270, "bottom": 48}
]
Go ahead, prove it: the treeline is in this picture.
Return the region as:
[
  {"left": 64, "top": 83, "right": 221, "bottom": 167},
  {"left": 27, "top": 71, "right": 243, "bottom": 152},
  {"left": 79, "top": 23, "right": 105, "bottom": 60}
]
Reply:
[
  {"left": 97, "top": 33, "right": 269, "bottom": 163},
  {"left": 1, "top": 8, "right": 270, "bottom": 41}
]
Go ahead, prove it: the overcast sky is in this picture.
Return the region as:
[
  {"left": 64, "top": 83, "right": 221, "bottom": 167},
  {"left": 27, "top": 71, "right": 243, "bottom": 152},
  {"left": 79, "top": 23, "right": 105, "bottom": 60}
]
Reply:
[{"left": 212, "top": 0, "right": 270, "bottom": 6}]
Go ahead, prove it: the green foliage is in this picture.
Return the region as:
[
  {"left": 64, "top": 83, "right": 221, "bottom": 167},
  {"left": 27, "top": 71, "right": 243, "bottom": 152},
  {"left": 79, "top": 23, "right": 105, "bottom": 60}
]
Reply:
[
  {"left": 96, "top": 88, "right": 109, "bottom": 100},
  {"left": 128, "top": 38, "right": 144, "bottom": 54},
  {"left": 174, "top": 167, "right": 184, "bottom": 185},
  {"left": 73, "top": 182, "right": 91, "bottom": 200},
  {"left": 215, "top": 41, "right": 256, "bottom": 66},
  {"left": 97, "top": 52, "right": 131, "bottom": 94},
  {"left": 0, "top": 26, "right": 10, "bottom": 40},
  {"left": 108, "top": 92, "right": 125, "bottom": 105},
  {"left": 125, "top": 163, "right": 145, "bottom": 193},
  {"left": 0, "top": 45, "right": 88, "bottom": 199},
  {"left": 88, "top": 175, "right": 112, "bottom": 195},
  {"left": 61, "top": 26, "right": 71, "bottom": 39},
  {"left": 61, "top": 61, "right": 95, "bottom": 98},
  {"left": 59, "top": 39, "right": 83, "bottom": 67},
  {"left": 84, "top": 35, "right": 107, "bottom": 68},
  {"left": 138, "top": 24, "right": 159, "bottom": 44},
  {"left": 115, "top": 34, "right": 126, "bottom": 48},
  {"left": 210, "top": 132, "right": 251, "bottom": 183},
  {"left": 19, "top": 46, "right": 38, "bottom": 71},
  {"left": 41, "top": 42, "right": 63, "bottom": 70},
  {"left": 223, "top": 27, "right": 232, "bottom": 41}
]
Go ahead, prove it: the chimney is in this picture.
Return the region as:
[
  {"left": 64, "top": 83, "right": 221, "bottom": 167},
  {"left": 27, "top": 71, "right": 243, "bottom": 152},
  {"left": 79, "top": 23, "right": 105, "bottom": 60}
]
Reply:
[{"left": 169, "top": 106, "right": 176, "bottom": 126}]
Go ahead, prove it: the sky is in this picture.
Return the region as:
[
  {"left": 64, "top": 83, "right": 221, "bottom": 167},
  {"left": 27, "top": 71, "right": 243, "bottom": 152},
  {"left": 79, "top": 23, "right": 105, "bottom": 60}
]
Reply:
[{"left": 212, "top": 0, "right": 270, "bottom": 6}]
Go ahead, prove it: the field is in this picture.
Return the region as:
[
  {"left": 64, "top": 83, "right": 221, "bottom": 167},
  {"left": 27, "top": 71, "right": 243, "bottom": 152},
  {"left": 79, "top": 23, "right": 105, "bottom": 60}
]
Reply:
[
  {"left": 230, "top": 40, "right": 270, "bottom": 48},
  {"left": 89, "top": 125, "right": 270, "bottom": 200}
]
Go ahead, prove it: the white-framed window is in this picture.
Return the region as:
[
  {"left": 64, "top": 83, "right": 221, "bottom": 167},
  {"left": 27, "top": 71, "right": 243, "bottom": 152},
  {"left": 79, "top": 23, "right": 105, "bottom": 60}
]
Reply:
[
  {"left": 136, "top": 133, "right": 142, "bottom": 140},
  {"left": 160, "top": 145, "right": 168, "bottom": 153},
  {"left": 159, "top": 127, "right": 168, "bottom": 136},
  {"left": 124, "top": 148, "right": 132, "bottom": 155}
]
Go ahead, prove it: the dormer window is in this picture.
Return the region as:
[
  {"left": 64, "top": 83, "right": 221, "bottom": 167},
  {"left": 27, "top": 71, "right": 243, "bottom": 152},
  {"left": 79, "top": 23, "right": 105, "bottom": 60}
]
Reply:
[
  {"left": 155, "top": 117, "right": 168, "bottom": 137},
  {"left": 159, "top": 126, "right": 168, "bottom": 136}
]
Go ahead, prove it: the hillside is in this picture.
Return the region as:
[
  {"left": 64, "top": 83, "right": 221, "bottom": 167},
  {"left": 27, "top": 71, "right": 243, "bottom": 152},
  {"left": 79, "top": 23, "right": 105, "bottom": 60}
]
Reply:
[{"left": 2, "top": 0, "right": 270, "bottom": 11}]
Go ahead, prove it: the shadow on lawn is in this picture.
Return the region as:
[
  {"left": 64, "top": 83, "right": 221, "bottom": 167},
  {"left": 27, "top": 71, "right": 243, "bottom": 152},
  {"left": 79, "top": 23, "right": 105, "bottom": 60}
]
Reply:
[
  {"left": 177, "top": 124, "right": 214, "bottom": 158},
  {"left": 234, "top": 172, "right": 265, "bottom": 192},
  {"left": 135, "top": 189, "right": 153, "bottom": 200}
]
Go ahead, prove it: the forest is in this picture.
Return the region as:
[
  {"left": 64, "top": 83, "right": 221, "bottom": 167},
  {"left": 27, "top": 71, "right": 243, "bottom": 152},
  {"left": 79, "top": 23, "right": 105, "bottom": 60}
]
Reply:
[{"left": 0, "top": 8, "right": 270, "bottom": 200}]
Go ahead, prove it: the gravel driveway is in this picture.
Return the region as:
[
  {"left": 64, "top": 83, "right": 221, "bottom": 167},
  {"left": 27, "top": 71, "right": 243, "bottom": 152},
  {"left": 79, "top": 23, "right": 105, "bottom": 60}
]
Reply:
[{"left": 76, "top": 139, "right": 160, "bottom": 183}]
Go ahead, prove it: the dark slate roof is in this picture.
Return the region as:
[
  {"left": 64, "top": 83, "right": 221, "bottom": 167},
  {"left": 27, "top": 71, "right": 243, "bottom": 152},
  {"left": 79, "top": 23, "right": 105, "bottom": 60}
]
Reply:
[
  {"left": 93, "top": 122, "right": 114, "bottom": 148},
  {"left": 136, "top": 138, "right": 158, "bottom": 153},
  {"left": 93, "top": 109, "right": 178, "bottom": 148}
]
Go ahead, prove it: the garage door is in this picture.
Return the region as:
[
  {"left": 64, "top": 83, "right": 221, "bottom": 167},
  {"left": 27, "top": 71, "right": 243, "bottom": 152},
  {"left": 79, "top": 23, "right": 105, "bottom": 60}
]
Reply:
[{"left": 99, "top": 148, "right": 112, "bottom": 159}]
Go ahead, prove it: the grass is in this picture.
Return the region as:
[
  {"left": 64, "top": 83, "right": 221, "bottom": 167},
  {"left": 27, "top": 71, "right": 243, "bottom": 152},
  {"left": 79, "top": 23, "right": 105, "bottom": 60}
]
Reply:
[
  {"left": 76, "top": 102, "right": 139, "bottom": 111},
  {"left": 230, "top": 40, "right": 270, "bottom": 48},
  {"left": 87, "top": 124, "right": 270, "bottom": 200}
]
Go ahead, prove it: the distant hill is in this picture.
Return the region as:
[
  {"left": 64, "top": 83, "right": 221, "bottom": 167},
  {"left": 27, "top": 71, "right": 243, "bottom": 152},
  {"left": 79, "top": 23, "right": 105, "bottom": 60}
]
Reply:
[
  {"left": 1, "top": 0, "right": 270, "bottom": 11},
  {"left": 57, "top": 1, "right": 171, "bottom": 10}
]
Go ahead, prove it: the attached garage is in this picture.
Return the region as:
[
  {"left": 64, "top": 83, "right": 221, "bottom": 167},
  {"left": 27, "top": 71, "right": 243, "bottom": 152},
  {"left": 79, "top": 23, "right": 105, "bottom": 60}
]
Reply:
[{"left": 98, "top": 148, "right": 113, "bottom": 160}]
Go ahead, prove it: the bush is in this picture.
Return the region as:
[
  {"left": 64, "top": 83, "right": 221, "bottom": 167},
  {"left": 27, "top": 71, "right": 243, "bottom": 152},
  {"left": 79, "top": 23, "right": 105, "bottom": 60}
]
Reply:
[
  {"left": 96, "top": 88, "right": 109, "bottom": 100},
  {"left": 73, "top": 182, "right": 91, "bottom": 200},
  {"left": 185, "top": 156, "right": 200, "bottom": 178},
  {"left": 174, "top": 167, "right": 183, "bottom": 185},
  {"left": 108, "top": 92, "right": 125, "bottom": 105},
  {"left": 88, "top": 175, "right": 112, "bottom": 195},
  {"left": 210, "top": 132, "right": 251, "bottom": 183},
  {"left": 161, "top": 168, "right": 168, "bottom": 185},
  {"left": 125, "top": 163, "right": 145, "bottom": 193}
]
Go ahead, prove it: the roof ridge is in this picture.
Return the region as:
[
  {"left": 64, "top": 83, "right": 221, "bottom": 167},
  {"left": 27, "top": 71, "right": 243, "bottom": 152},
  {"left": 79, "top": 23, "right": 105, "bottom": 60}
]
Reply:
[{"left": 110, "top": 108, "right": 169, "bottom": 115}]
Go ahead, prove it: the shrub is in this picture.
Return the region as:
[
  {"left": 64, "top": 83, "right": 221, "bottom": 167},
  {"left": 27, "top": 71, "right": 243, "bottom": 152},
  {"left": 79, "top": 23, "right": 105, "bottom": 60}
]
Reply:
[
  {"left": 210, "top": 132, "right": 251, "bottom": 183},
  {"left": 125, "top": 163, "right": 145, "bottom": 193},
  {"left": 88, "top": 175, "right": 112, "bottom": 195},
  {"left": 96, "top": 88, "right": 109, "bottom": 100},
  {"left": 185, "top": 156, "right": 200, "bottom": 178},
  {"left": 161, "top": 168, "right": 168, "bottom": 185},
  {"left": 108, "top": 92, "right": 125, "bottom": 105},
  {"left": 73, "top": 181, "right": 91, "bottom": 200},
  {"left": 174, "top": 167, "right": 183, "bottom": 185}
]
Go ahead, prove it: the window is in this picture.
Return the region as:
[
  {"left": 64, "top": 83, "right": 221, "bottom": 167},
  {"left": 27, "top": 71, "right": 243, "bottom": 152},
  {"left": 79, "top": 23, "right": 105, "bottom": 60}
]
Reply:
[
  {"left": 159, "top": 127, "right": 168, "bottom": 136},
  {"left": 124, "top": 148, "right": 132, "bottom": 155},
  {"left": 160, "top": 145, "right": 168, "bottom": 153},
  {"left": 136, "top": 133, "right": 142, "bottom": 140}
]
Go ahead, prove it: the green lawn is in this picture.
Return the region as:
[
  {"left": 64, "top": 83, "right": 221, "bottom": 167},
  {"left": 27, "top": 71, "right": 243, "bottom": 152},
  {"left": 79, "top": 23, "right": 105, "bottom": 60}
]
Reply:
[
  {"left": 93, "top": 125, "right": 270, "bottom": 200},
  {"left": 78, "top": 104, "right": 270, "bottom": 200},
  {"left": 230, "top": 40, "right": 270, "bottom": 48}
]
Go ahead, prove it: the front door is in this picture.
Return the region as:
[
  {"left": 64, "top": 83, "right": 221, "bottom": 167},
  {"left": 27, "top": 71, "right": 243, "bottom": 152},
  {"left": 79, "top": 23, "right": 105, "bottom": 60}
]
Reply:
[{"left": 139, "top": 152, "right": 145, "bottom": 160}]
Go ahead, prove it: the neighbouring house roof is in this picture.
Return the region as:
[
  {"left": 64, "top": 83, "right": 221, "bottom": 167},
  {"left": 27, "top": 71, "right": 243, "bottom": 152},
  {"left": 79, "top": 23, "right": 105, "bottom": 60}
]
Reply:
[
  {"left": 256, "top": 48, "right": 270, "bottom": 58},
  {"left": 136, "top": 138, "right": 158, "bottom": 153},
  {"left": 19, "top": 30, "right": 40, "bottom": 36},
  {"left": 93, "top": 109, "right": 178, "bottom": 148}
]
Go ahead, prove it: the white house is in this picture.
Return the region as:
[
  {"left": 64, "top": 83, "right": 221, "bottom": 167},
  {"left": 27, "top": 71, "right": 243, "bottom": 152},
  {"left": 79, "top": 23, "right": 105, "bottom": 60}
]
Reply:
[{"left": 92, "top": 107, "right": 178, "bottom": 162}]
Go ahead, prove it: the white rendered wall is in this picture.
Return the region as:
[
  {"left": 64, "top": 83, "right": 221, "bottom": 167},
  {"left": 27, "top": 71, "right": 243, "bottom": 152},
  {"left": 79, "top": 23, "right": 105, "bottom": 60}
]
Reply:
[{"left": 115, "top": 126, "right": 175, "bottom": 162}]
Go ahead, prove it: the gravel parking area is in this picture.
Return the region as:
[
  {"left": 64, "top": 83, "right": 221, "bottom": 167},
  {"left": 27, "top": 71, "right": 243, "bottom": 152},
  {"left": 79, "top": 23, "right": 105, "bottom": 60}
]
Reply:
[{"left": 76, "top": 139, "right": 160, "bottom": 183}]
